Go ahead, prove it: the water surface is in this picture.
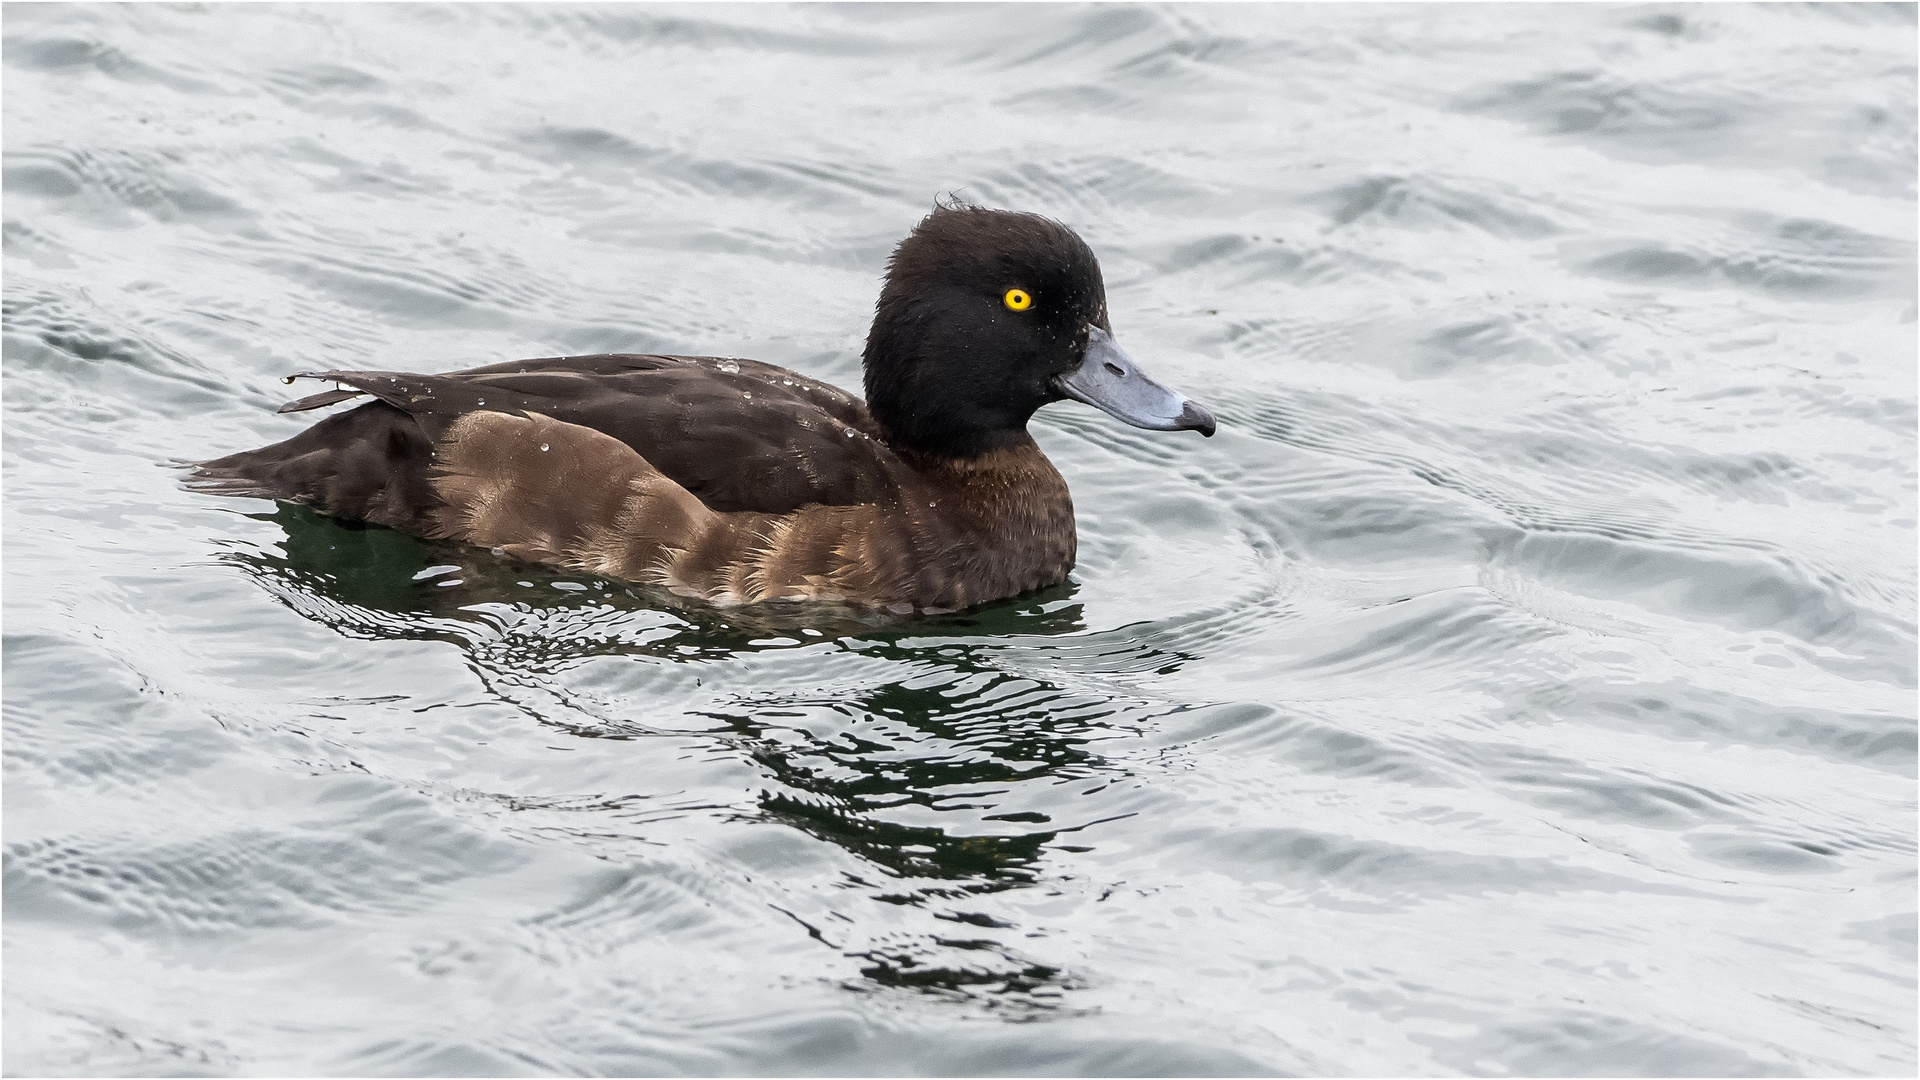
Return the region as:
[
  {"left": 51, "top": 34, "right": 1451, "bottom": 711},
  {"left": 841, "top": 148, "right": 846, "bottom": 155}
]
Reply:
[{"left": 4, "top": 3, "right": 1915, "bottom": 1075}]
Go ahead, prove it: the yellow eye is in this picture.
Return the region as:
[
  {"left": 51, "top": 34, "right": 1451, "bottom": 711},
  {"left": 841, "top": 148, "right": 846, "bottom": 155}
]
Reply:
[{"left": 1003, "top": 288, "right": 1032, "bottom": 311}]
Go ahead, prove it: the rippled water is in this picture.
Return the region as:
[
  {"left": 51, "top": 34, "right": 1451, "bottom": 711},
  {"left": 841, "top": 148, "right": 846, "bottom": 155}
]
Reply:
[{"left": 5, "top": 3, "right": 1915, "bottom": 1076}]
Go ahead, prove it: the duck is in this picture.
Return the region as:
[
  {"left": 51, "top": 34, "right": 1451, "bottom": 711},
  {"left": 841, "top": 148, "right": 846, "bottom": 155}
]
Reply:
[{"left": 188, "top": 201, "right": 1216, "bottom": 614}]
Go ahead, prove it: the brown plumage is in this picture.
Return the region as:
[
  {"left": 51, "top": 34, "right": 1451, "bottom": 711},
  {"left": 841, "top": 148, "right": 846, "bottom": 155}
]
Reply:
[{"left": 188, "top": 202, "right": 1214, "bottom": 613}]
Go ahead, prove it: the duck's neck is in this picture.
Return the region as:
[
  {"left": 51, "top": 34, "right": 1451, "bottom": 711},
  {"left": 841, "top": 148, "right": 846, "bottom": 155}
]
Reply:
[
  {"left": 904, "top": 433, "right": 1077, "bottom": 596},
  {"left": 868, "top": 401, "right": 1040, "bottom": 459},
  {"left": 899, "top": 431, "right": 1060, "bottom": 489}
]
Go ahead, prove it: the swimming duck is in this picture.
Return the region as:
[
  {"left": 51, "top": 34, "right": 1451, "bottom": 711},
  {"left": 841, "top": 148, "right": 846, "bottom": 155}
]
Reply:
[{"left": 189, "top": 202, "right": 1215, "bottom": 613}]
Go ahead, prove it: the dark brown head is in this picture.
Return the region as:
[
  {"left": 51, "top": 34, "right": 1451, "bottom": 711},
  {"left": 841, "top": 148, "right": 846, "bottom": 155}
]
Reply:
[{"left": 862, "top": 201, "right": 1214, "bottom": 458}]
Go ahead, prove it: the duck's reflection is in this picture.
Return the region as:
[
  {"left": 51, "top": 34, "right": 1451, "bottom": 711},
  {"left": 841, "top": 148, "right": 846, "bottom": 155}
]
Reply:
[
  {"left": 712, "top": 666, "right": 1139, "bottom": 889},
  {"left": 222, "top": 502, "right": 1184, "bottom": 1003}
]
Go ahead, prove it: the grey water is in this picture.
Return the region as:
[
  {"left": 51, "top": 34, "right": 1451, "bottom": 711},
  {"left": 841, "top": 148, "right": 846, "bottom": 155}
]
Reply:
[{"left": 3, "top": 3, "right": 1915, "bottom": 1076}]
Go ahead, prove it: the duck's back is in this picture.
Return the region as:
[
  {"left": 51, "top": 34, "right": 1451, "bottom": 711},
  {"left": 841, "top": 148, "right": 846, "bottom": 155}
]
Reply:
[{"left": 190, "top": 354, "right": 906, "bottom": 530}]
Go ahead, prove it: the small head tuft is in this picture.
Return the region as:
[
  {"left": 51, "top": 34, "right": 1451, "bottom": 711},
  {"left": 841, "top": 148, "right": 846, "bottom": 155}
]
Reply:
[{"left": 879, "top": 202, "right": 1099, "bottom": 306}]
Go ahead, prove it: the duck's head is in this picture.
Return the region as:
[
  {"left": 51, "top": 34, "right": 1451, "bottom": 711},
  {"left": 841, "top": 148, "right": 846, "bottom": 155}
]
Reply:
[{"left": 862, "top": 202, "right": 1216, "bottom": 458}]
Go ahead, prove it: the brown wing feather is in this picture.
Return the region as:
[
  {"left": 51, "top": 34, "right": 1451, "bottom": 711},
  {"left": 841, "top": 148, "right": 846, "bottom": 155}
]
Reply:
[
  {"left": 430, "top": 411, "right": 923, "bottom": 607},
  {"left": 268, "top": 354, "right": 894, "bottom": 515},
  {"left": 188, "top": 353, "right": 900, "bottom": 530}
]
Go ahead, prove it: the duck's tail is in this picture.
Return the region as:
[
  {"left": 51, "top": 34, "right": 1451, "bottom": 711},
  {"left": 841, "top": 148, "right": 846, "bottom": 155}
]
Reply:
[{"left": 185, "top": 398, "right": 442, "bottom": 531}]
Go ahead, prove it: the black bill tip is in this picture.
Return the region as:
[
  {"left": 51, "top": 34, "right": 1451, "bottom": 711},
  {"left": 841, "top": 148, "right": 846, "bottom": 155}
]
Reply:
[{"left": 1180, "top": 400, "right": 1217, "bottom": 437}]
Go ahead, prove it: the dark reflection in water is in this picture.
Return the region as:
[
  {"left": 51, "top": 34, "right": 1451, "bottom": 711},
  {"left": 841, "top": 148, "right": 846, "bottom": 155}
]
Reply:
[
  {"left": 218, "top": 503, "right": 1175, "bottom": 1005},
  {"left": 709, "top": 654, "right": 1171, "bottom": 1002},
  {"left": 847, "top": 938, "right": 1072, "bottom": 1013},
  {"left": 717, "top": 672, "right": 1139, "bottom": 886},
  {"left": 219, "top": 495, "right": 1159, "bottom": 864}
]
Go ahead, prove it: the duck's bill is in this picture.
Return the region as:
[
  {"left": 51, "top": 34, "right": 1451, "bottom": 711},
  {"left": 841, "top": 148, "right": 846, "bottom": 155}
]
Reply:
[{"left": 1052, "top": 326, "right": 1216, "bottom": 436}]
